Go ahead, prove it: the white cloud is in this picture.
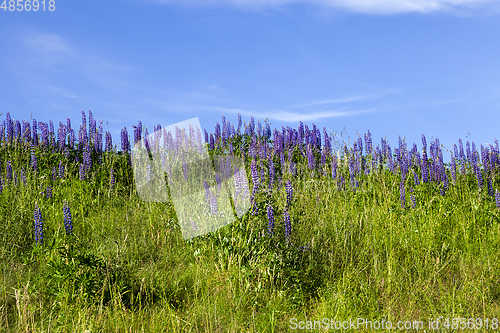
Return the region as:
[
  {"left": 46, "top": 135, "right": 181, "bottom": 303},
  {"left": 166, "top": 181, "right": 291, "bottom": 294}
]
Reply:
[
  {"left": 203, "top": 105, "right": 376, "bottom": 122},
  {"left": 44, "top": 86, "right": 82, "bottom": 99},
  {"left": 22, "top": 33, "right": 72, "bottom": 67},
  {"left": 145, "top": 0, "right": 499, "bottom": 14},
  {"left": 292, "top": 89, "right": 395, "bottom": 108}
]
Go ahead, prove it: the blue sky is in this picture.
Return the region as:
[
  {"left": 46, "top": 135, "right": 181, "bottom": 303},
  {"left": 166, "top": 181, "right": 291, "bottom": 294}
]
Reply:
[{"left": 2, "top": 0, "right": 500, "bottom": 158}]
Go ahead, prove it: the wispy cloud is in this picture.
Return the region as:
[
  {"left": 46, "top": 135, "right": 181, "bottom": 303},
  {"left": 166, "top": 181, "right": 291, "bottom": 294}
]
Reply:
[
  {"left": 431, "top": 99, "right": 458, "bottom": 105},
  {"left": 203, "top": 105, "right": 376, "bottom": 122},
  {"left": 292, "top": 89, "right": 396, "bottom": 108},
  {"left": 144, "top": 0, "right": 499, "bottom": 14},
  {"left": 22, "top": 33, "right": 72, "bottom": 68},
  {"left": 44, "top": 86, "right": 83, "bottom": 99}
]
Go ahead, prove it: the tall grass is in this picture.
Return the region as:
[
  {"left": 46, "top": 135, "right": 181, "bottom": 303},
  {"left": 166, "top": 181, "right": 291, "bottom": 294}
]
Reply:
[{"left": 0, "top": 111, "right": 499, "bottom": 332}]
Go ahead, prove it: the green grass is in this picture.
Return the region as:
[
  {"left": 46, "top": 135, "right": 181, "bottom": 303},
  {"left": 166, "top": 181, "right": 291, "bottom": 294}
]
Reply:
[{"left": 1, "top": 133, "right": 500, "bottom": 332}]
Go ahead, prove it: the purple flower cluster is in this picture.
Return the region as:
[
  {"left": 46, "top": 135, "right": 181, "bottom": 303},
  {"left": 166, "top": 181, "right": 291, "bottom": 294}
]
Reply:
[
  {"left": 285, "top": 179, "right": 293, "bottom": 208},
  {"left": 110, "top": 168, "right": 115, "bottom": 190},
  {"left": 63, "top": 201, "right": 73, "bottom": 235},
  {"left": 283, "top": 209, "right": 291, "bottom": 240},
  {"left": 34, "top": 204, "right": 44, "bottom": 245},
  {"left": 496, "top": 189, "right": 500, "bottom": 209},
  {"left": 267, "top": 205, "right": 275, "bottom": 235}
]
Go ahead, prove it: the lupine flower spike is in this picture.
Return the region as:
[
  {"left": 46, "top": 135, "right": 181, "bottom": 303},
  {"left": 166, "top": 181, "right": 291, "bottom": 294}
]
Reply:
[
  {"left": 63, "top": 201, "right": 73, "bottom": 235},
  {"left": 284, "top": 209, "right": 292, "bottom": 241},
  {"left": 285, "top": 179, "right": 293, "bottom": 208},
  {"left": 496, "top": 189, "right": 500, "bottom": 209},
  {"left": 267, "top": 205, "right": 275, "bottom": 235},
  {"left": 34, "top": 204, "right": 44, "bottom": 245}
]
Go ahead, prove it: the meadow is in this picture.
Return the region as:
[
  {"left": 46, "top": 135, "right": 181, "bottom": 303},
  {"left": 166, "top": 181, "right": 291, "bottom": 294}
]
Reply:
[{"left": 0, "top": 110, "right": 499, "bottom": 332}]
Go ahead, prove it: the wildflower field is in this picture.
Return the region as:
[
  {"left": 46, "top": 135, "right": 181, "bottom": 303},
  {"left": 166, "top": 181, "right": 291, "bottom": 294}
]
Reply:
[{"left": 1, "top": 110, "right": 500, "bottom": 332}]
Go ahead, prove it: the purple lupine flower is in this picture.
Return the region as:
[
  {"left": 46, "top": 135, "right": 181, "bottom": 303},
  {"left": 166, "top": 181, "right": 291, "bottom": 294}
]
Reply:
[
  {"left": 210, "top": 191, "right": 218, "bottom": 215},
  {"left": 13, "top": 171, "right": 18, "bottom": 187},
  {"left": 268, "top": 158, "right": 275, "bottom": 191},
  {"left": 48, "top": 120, "right": 55, "bottom": 146},
  {"left": 215, "top": 173, "right": 222, "bottom": 196},
  {"left": 105, "top": 132, "right": 112, "bottom": 152},
  {"left": 280, "top": 151, "right": 285, "bottom": 172},
  {"left": 46, "top": 186, "right": 52, "bottom": 199},
  {"left": 21, "top": 168, "right": 27, "bottom": 186},
  {"left": 267, "top": 205, "right": 275, "bottom": 235},
  {"left": 496, "top": 189, "right": 500, "bottom": 209},
  {"left": 88, "top": 110, "right": 94, "bottom": 135},
  {"left": 14, "top": 120, "right": 21, "bottom": 142},
  {"left": 475, "top": 158, "right": 483, "bottom": 189},
  {"left": 50, "top": 166, "right": 56, "bottom": 181},
  {"left": 284, "top": 209, "right": 291, "bottom": 241},
  {"left": 450, "top": 156, "right": 456, "bottom": 183},
  {"left": 237, "top": 113, "right": 242, "bottom": 134},
  {"left": 196, "top": 126, "right": 203, "bottom": 152},
  {"left": 68, "top": 128, "right": 75, "bottom": 149},
  {"left": 400, "top": 180, "right": 405, "bottom": 209},
  {"left": 204, "top": 129, "right": 209, "bottom": 144},
  {"left": 458, "top": 138, "right": 465, "bottom": 163},
  {"left": 110, "top": 168, "right": 115, "bottom": 190},
  {"left": 134, "top": 121, "right": 142, "bottom": 145},
  {"left": 339, "top": 176, "right": 345, "bottom": 191},
  {"left": 307, "top": 144, "right": 315, "bottom": 171},
  {"left": 58, "top": 123, "right": 66, "bottom": 150},
  {"left": 357, "top": 136, "right": 363, "bottom": 156},
  {"left": 34, "top": 204, "right": 44, "bottom": 245},
  {"left": 285, "top": 179, "right": 293, "bottom": 208},
  {"left": 411, "top": 194, "right": 416, "bottom": 208},
  {"left": 249, "top": 116, "right": 255, "bottom": 136},
  {"left": 5, "top": 112, "right": 13, "bottom": 143},
  {"left": 421, "top": 152, "right": 429, "bottom": 183},
  {"left": 81, "top": 111, "right": 87, "bottom": 131},
  {"left": 276, "top": 175, "right": 282, "bottom": 191},
  {"left": 466, "top": 141, "right": 471, "bottom": 164},
  {"left": 209, "top": 133, "right": 215, "bottom": 151},
  {"left": 31, "top": 148, "right": 38, "bottom": 173},
  {"left": 6, "top": 161, "right": 12, "bottom": 182},
  {"left": 251, "top": 159, "right": 259, "bottom": 190},
  {"left": 487, "top": 177, "right": 494, "bottom": 196},
  {"left": 214, "top": 122, "right": 221, "bottom": 144},
  {"left": 79, "top": 164, "right": 85, "bottom": 180},
  {"left": 22, "top": 121, "right": 31, "bottom": 143},
  {"left": 191, "top": 219, "right": 199, "bottom": 231},
  {"left": 120, "top": 127, "right": 130, "bottom": 152},
  {"left": 265, "top": 122, "right": 271, "bottom": 141},
  {"left": 58, "top": 161, "right": 64, "bottom": 179},
  {"left": 203, "top": 180, "right": 210, "bottom": 204},
  {"left": 489, "top": 148, "right": 497, "bottom": 176},
  {"left": 412, "top": 169, "right": 420, "bottom": 186},
  {"left": 298, "top": 122, "right": 304, "bottom": 144},
  {"left": 182, "top": 159, "right": 188, "bottom": 181},
  {"left": 63, "top": 201, "right": 73, "bottom": 235},
  {"left": 387, "top": 147, "right": 395, "bottom": 173},
  {"left": 32, "top": 119, "right": 39, "bottom": 146},
  {"left": 290, "top": 161, "right": 296, "bottom": 177},
  {"left": 331, "top": 155, "right": 337, "bottom": 179}
]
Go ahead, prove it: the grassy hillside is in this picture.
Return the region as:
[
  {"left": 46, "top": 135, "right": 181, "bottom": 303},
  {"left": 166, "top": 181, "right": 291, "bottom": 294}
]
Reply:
[{"left": 1, "top": 111, "right": 499, "bottom": 332}]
